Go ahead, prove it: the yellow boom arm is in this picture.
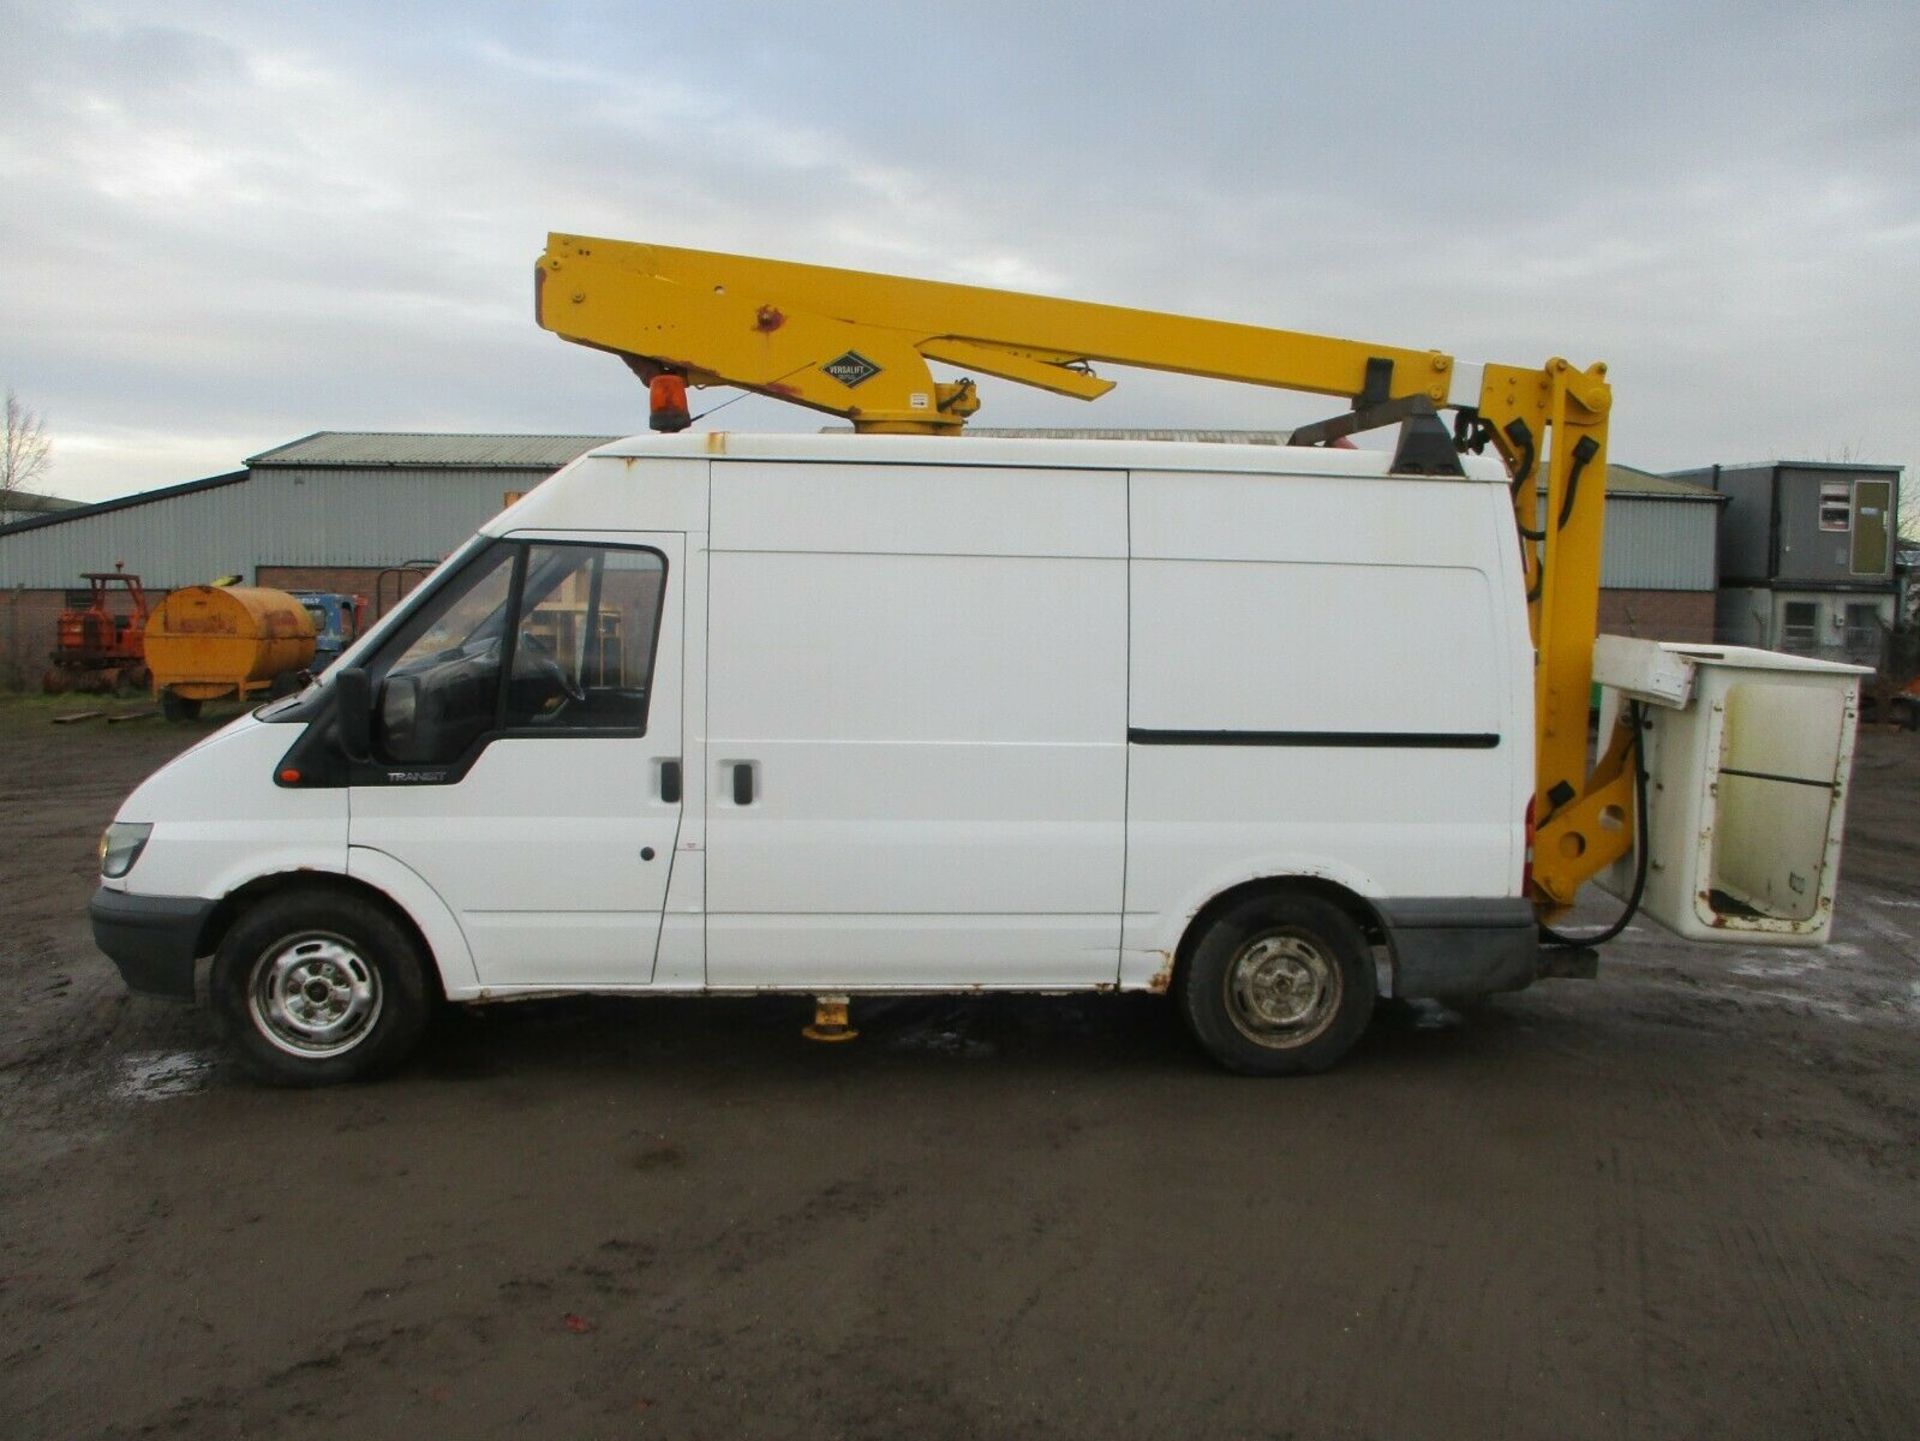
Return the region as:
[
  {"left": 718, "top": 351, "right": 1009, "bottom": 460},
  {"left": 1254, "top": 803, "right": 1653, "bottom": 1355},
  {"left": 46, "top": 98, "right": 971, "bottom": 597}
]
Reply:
[{"left": 535, "top": 233, "right": 1627, "bottom": 915}]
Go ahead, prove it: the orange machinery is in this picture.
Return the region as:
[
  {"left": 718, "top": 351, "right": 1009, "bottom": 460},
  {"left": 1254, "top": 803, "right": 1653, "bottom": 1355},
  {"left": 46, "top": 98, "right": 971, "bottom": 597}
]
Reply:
[{"left": 43, "top": 567, "right": 150, "bottom": 694}]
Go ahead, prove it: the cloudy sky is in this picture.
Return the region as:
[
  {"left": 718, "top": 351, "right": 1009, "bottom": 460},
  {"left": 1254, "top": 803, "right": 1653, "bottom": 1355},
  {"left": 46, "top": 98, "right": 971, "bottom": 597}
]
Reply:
[{"left": 3, "top": 1, "right": 1916, "bottom": 515}]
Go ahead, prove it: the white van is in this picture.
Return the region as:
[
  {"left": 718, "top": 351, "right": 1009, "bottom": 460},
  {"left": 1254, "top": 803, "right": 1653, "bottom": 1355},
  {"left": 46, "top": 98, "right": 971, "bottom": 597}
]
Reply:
[{"left": 91, "top": 434, "right": 1539, "bottom": 1083}]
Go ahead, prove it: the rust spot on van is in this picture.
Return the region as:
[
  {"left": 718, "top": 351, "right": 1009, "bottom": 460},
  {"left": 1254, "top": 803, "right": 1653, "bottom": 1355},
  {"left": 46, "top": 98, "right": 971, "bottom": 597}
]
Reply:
[
  {"left": 754, "top": 305, "right": 785, "bottom": 332},
  {"left": 705, "top": 432, "right": 727, "bottom": 455},
  {"left": 1147, "top": 953, "right": 1175, "bottom": 994}
]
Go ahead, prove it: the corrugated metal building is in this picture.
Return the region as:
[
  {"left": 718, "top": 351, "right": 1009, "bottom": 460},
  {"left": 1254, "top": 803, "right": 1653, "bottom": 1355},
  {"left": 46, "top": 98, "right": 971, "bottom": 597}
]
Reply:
[
  {"left": 0, "top": 433, "right": 616, "bottom": 589},
  {"left": 1580, "top": 465, "right": 1725, "bottom": 643},
  {"left": 0, "top": 432, "right": 614, "bottom": 685}
]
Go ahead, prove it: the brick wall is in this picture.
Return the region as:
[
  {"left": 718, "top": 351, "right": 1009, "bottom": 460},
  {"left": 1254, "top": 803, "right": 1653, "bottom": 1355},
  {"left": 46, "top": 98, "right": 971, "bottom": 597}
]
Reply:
[
  {"left": 0, "top": 589, "right": 69, "bottom": 689},
  {"left": 1598, "top": 590, "right": 1717, "bottom": 643}
]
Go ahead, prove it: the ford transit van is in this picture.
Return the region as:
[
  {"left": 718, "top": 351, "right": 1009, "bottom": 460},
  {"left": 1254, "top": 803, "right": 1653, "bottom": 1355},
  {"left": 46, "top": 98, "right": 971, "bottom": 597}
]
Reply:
[{"left": 91, "top": 434, "right": 1538, "bottom": 1083}]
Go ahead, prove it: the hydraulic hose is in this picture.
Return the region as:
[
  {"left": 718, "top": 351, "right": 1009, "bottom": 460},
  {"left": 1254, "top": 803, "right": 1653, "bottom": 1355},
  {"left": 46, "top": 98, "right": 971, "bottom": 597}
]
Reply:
[{"left": 1540, "top": 700, "right": 1650, "bottom": 949}]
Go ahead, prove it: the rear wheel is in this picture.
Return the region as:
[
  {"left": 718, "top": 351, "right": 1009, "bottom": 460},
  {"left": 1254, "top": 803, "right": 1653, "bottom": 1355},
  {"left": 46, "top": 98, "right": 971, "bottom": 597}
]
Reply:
[
  {"left": 211, "top": 888, "right": 431, "bottom": 1086},
  {"left": 1176, "top": 892, "right": 1376, "bottom": 1075}
]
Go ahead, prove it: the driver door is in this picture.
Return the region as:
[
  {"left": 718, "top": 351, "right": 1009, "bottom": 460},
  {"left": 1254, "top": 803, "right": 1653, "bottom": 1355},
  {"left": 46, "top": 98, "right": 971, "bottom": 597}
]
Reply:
[{"left": 349, "top": 532, "right": 685, "bottom": 988}]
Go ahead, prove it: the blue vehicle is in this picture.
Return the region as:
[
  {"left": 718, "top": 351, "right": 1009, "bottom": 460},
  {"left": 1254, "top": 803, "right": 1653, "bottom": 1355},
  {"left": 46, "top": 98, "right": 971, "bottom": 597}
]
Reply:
[{"left": 288, "top": 592, "right": 367, "bottom": 673}]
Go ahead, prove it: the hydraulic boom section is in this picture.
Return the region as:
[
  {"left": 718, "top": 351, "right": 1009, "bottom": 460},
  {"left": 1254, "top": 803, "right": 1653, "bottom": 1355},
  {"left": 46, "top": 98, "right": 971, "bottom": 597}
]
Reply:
[{"left": 534, "top": 233, "right": 1625, "bottom": 918}]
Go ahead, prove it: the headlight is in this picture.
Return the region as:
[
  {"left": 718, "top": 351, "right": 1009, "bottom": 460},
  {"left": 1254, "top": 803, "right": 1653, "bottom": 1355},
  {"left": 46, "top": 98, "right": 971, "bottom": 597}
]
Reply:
[{"left": 100, "top": 823, "right": 152, "bottom": 879}]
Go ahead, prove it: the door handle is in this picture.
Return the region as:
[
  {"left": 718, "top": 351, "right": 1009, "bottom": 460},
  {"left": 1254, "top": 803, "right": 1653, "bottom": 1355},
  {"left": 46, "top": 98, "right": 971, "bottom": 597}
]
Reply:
[
  {"left": 732, "top": 762, "right": 755, "bottom": 806},
  {"left": 659, "top": 759, "right": 682, "bottom": 804}
]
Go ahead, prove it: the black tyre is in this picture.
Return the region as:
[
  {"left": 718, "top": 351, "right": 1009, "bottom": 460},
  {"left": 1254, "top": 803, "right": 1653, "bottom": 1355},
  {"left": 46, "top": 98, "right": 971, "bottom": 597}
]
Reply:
[
  {"left": 160, "top": 691, "right": 203, "bottom": 721},
  {"left": 210, "top": 888, "right": 431, "bottom": 1086},
  {"left": 1176, "top": 892, "right": 1376, "bottom": 1075}
]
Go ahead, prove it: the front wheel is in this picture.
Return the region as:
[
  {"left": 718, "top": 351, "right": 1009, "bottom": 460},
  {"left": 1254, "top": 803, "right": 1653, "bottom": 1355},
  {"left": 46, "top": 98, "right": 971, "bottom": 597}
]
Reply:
[
  {"left": 1176, "top": 892, "right": 1376, "bottom": 1075},
  {"left": 210, "top": 888, "right": 431, "bottom": 1086}
]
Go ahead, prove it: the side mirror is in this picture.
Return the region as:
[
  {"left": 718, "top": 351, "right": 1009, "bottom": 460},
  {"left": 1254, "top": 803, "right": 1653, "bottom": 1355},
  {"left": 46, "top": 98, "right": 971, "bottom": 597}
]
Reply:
[
  {"left": 334, "top": 666, "right": 372, "bottom": 762},
  {"left": 380, "top": 674, "right": 421, "bottom": 756}
]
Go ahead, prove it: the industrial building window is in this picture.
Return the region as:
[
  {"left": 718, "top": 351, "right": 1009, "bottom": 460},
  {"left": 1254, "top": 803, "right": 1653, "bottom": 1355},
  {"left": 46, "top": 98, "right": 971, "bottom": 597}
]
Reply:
[
  {"left": 1781, "top": 601, "right": 1818, "bottom": 652},
  {"left": 1819, "top": 481, "right": 1851, "bottom": 531},
  {"left": 1844, "top": 603, "right": 1881, "bottom": 660}
]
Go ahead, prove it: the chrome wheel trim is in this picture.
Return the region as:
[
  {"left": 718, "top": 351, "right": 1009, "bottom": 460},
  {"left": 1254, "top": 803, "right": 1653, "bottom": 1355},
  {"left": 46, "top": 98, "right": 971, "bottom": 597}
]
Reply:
[
  {"left": 1224, "top": 931, "right": 1342, "bottom": 1048},
  {"left": 247, "top": 932, "right": 383, "bottom": 1059}
]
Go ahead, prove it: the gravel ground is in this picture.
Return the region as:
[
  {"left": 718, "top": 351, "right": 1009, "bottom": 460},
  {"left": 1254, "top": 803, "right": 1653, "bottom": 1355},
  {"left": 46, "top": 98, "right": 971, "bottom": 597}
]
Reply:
[{"left": 2, "top": 696, "right": 1916, "bottom": 1440}]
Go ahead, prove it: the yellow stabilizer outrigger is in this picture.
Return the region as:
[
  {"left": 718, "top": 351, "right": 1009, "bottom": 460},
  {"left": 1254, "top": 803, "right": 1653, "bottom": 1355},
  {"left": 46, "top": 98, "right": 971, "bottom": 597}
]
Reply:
[{"left": 535, "top": 233, "right": 1628, "bottom": 918}]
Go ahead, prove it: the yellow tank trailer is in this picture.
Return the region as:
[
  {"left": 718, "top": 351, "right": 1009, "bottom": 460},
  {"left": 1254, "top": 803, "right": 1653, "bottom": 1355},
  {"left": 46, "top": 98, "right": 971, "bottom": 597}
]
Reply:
[{"left": 145, "top": 586, "right": 317, "bottom": 720}]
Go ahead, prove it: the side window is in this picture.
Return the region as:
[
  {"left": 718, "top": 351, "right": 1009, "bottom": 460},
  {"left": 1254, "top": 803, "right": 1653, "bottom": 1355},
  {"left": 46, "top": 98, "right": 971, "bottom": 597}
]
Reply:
[
  {"left": 368, "top": 541, "right": 667, "bottom": 768},
  {"left": 504, "top": 545, "right": 666, "bottom": 731}
]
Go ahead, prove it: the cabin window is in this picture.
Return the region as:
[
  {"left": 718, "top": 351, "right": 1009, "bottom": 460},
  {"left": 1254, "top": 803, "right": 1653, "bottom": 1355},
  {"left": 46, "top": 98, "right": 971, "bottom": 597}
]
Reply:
[
  {"left": 1819, "top": 481, "right": 1851, "bottom": 532},
  {"left": 1781, "top": 601, "right": 1818, "bottom": 652}
]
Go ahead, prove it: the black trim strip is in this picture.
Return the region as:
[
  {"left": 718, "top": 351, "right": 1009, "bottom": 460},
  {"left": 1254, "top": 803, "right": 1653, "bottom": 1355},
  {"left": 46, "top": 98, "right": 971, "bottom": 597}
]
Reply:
[
  {"left": 1718, "top": 766, "right": 1835, "bottom": 791},
  {"left": 1128, "top": 727, "right": 1499, "bottom": 750}
]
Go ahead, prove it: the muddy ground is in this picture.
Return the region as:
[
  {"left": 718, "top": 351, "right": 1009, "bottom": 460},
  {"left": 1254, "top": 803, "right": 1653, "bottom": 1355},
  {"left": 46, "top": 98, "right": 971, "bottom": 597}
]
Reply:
[{"left": 1, "top": 695, "right": 1916, "bottom": 1440}]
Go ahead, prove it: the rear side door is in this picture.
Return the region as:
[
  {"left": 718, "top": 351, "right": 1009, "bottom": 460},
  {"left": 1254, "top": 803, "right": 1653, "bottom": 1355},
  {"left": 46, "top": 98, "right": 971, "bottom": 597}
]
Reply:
[{"left": 349, "top": 532, "right": 685, "bottom": 988}]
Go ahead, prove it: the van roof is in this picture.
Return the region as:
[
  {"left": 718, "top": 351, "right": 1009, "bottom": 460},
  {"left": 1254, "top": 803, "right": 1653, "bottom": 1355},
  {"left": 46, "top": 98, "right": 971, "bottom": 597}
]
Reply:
[{"left": 580, "top": 431, "right": 1512, "bottom": 483}]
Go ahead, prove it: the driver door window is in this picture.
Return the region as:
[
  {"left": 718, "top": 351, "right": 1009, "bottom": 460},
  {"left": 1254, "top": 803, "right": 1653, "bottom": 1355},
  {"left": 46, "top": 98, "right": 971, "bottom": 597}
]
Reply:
[
  {"left": 506, "top": 545, "right": 666, "bottom": 730},
  {"left": 373, "top": 541, "right": 667, "bottom": 768}
]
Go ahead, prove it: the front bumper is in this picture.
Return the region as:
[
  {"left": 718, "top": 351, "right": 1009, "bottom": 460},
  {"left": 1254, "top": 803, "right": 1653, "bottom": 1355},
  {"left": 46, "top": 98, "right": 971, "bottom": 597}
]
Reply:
[
  {"left": 89, "top": 888, "right": 216, "bottom": 1001},
  {"left": 1378, "top": 897, "right": 1542, "bottom": 999}
]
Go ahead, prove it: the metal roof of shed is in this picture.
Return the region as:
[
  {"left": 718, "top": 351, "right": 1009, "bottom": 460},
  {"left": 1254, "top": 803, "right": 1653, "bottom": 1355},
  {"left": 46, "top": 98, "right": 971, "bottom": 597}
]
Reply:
[
  {"left": 1701, "top": 459, "right": 1903, "bottom": 477},
  {"left": 249, "top": 432, "right": 619, "bottom": 469},
  {"left": 0, "top": 470, "right": 249, "bottom": 538},
  {"left": 1597, "top": 465, "right": 1725, "bottom": 501}
]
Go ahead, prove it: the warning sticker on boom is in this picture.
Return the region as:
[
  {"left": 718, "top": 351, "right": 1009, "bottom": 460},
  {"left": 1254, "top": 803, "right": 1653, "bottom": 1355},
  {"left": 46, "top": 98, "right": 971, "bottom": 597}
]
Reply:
[{"left": 822, "top": 352, "right": 882, "bottom": 388}]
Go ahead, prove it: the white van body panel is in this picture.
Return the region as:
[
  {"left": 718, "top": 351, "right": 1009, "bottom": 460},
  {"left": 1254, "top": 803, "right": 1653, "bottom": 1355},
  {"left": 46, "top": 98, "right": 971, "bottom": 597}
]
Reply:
[
  {"left": 491, "top": 453, "right": 711, "bottom": 538},
  {"left": 105, "top": 713, "right": 346, "bottom": 900},
  {"left": 345, "top": 846, "right": 481, "bottom": 997},
  {"left": 704, "top": 460, "right": 1128, "bottom": 987},
  {"left": 1120, "top": 468, "right": 1531, "bottom": 982}
]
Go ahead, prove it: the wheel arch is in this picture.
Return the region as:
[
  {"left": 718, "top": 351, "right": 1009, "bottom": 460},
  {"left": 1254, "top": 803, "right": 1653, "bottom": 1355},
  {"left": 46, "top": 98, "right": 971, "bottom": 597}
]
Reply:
[
  {"left": 199, "top": 871, "right": 447, "bottom": 1003},
  {"left": 1168, "top": 875, "right": 1389, "bottom": 995}
]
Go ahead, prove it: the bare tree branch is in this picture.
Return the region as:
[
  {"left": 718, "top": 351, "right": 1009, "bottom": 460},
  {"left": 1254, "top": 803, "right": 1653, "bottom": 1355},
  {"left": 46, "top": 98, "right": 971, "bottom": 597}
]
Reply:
[{"left": 2, "top": 388, "right": 55, "bottom": 512}]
